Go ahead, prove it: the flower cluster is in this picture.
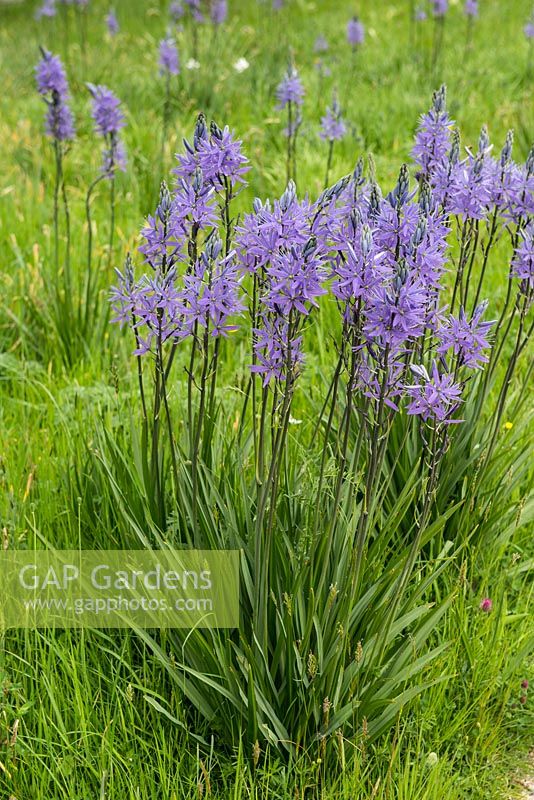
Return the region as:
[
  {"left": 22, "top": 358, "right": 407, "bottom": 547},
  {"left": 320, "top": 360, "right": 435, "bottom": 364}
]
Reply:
[
  {"left": 111, "top": 117, "right": 249, "bottom": 354},
  {"left": 210, "top": 0, "right": 228, "bottom": 25},
  {"left": 35, "top": 0, "right": 57, "bottom": 19},
  {"left": 35, "top": 48, "right": 75, "bottom": 141},
  {"left": 106, "top": 8, "right": 119, "bottom": 35},
  {"left": 159, "top": 36, "right": 180, "bottom": 76},
  {"left": 464, "top": 0, "right": 478, "bottom": 18},
  {"left": 432, "top": 0, "right": 448, "bottom": 17},
  {"left": 276, "top": 65, "right": 305, "bottom": 109},
  {"left": 412, "top": 85, "right": 453, "bottom": 178},
  {"left": 347, "top": 16, "right": 365, "bottom": 47},
  {"left": 87, "top": 83, "right": 127, "bottom": 176},
  {"left": 319, "top": 95, "right": 347, "bottom": 142},
  {"left": 174, "top": 115, "right": 249, "bottom": 190},
  {"left": 113, "top": 86, "right": 531, "bottom": 430},
  {"left": 512, "top": 223, "right": 534, "bottom": 297},
  {"left": 183, "top": 0, "right": 203, "bottom": 23},
  {"left": 414, "top": 90, "right": 534, "bottom": 226}
]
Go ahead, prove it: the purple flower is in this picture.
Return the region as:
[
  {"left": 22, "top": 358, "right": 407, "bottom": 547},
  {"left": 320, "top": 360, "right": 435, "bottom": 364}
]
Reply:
[
  {"left": 406, "top": 362, "right": 463, "bottom": 424},
  {"left": 181, "top": 239, "right": 245, "bottom": 336},
  {"left": 314, "top": 35, "right": 329, "bottom": 53},
  {"left": 264, "top": 238, "right": 327, "bottom": 316},
  {"left": 184, "top": 0, "right": 203, "bottom": 22},
  {"left": 170, "top": 0, "right": 183, "bottom": 20},
  {"left": 512, "top": 222, "right": 534, "bottom": 292},
  {"left": 437, "top": 302, "right": 494, "bottom": 369},
  {"left": 448, "top": 153, "right": 493, "bottom": 219},
  {"left": 87, "top": 83, "right": 125, "bottom": 135},
  {"left": 174, "top": 118, "right": 249, "bottom": 190},
  {"left": 44, "top": 102, "right": 76, "bottom": 142},
  {"left": 347, "top": 16, "right": 365, "bottom": 47},
  {"left": 479, "top": 597, "right": 493, "bottom": 612},
  {"left": 106, "top": 8, "right": 119, "bottom": 35},
  {"left": 412, "top": 85, "right": 453, "bottom": 178},
  {"left": 331, "top": 223, "right": 389, "bottom": 306},
  {"left": 414, "top": 5, "right": 427, "bottom": 21},
  {"left": 525, "top": 21, "right": 534, "bottom": 39},
  {"left": 251, "top": 316, "right": 303, "bottom": 386},
  {"left": 210, "top": 0, "right": 227, "bottom": 25},
  {"left": 35, "top": 0, "right": 57, "bottom": 19},
  {"left": 87, "top": 83, "right": 126, "bottom": 175},
  {"left": 464, "top": 0, "right": 478, "bottom": 17},
  {"left": 159, "top": 37, "right": 180, "bottom": 75},
  {"left": 521, "top": 679, "right": 529, "bottom": 689},
  {"left": 36, "top": 49, "right": 69, "bottom": 96},
  {"left": 364, "top": 272, "right": 429, "bottom": 354},
  {"left": 276, "top": 65, "right": 305, "bottom": 108},
  {"left": 319, "top": 95, "right": 347, "bottom": 142},
  {"left": 35, "top": 49, "right": 75, "bottom": 141},
  {"left": 432, "top": 0, "right": 448, "bottom": 17},
  {"left": 236, "top": 180, "right": 311, "bottom": 273}
]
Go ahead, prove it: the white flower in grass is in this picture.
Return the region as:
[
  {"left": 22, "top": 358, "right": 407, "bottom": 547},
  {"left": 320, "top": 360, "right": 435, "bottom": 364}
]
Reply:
[
  {"left": 185, "top": 58, "right": 200, "bottom": 70},
  {"left": 233, "top": 57, "right": 250, "bottom": 73}
]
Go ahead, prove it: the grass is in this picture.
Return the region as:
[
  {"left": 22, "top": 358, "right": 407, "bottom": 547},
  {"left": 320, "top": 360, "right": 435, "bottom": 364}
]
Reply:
[{"left": 0, "top": 0, "right": 533, "bottom": 797}]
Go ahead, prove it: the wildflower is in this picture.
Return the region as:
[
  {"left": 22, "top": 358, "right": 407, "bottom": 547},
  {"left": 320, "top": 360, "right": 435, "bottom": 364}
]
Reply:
[
  {"left": 504, "top": 421, "right": 513, "bottom": 430},
  {"left": 169, "top": 0, "right": 184, "bottom": 21},
  {"left": 448, "top": 153, "right": 493, "bottom": 219},
  {"left": 315, "top": 60, "right": 331, "bottom": 78},
  {"left": 184, "top": 0, "right": 203, "bottom": 22},
  {"left": 365, "top": 272, "right": 429, "bottom": 352},
  {"left": 106, "top": 8, "right": 119, "bottom": 35},
  {"left": 251, "top": 316, "right": 304, "bottom": 386},
  {"left": 88, "top": 83, "right": 125, "bottom": 136},
  {"left": 412, "top": 85, "right": 453, "bottom": 178},
  {"left": 210, "top": 0, "right": 227, "bottom": 25},
  {"left": 159, "top": 37, "right": 180, "bottom": 75},
  {"left": 87, "top": 83, "right": 127, "bottom": 175},
  {"left": 414, "top": 5, "right": 427, "bottom": 21},
  {"left": 174, "top": 118, "right": 249, "bottom": 190},
  {"left": 264, "top": 238, "right": 327, "bottom": 316},
  {"left": 425, "top": 752, "right": 439, "bottom": 767},
  {"left": 511, "top": 222, "right": 533, "bottom": 292},
  {"left": 181, "top": 240, "right": 245, "bottom": 336},
  {"left": 276, "top": 65, "right": 305, "bottom": 108},
  {"left": 525, "top": 16, "right": 534, "bottom": 39},
  {"left": 314, "top": 35, "right": 329, "bottom": 53},
  {"left": 464, "top": 0, "right": 478, "bottom": 17},
  {"left": 35, "top": 0, "right": 57, "bottom": 19},
  {"left": 347, "top": 16, "right": 365, "bottom": 47},
  {"left": 521, "top": 679, "right": 529, "bottom": 689},
  {"left": 185, "top": 58, "right": 201, "bottom": 70},
  {"left": 233, "top": 57, "right": 249, "bottom": 72},
  {"left": 437, "top": 302, "right": 495, "bottom": 369},
  {"left": 319, "top": 94, "right": 347, "bottom": 142},
  {"left": 479, "top": 597, "right": 493, "bottom": 612},
  {"left": 432, "top": 0, "right": 448, "bottom": 17},
  {"left": 406, "top": 362, "right": 463, "bottom": 424},
  {"left": 520, "top": 695, "right": 527, "bottom": 705},
  {"left": 35, "top": 49, "right": 75, "bottom": 141}
]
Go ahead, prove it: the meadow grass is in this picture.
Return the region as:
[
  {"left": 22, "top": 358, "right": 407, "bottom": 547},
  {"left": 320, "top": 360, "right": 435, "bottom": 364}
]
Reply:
[{"left": 0, "top": 0, "right": 533, "bottom": 797}]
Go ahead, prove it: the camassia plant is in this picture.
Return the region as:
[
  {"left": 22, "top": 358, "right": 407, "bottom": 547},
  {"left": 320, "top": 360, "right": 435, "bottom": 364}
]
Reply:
[
  {"left": 33, "top": 49, "right": 127, "bottom": 365},
  {"left": 103, "top": 89, "right": 533, "bottom": 759}
]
